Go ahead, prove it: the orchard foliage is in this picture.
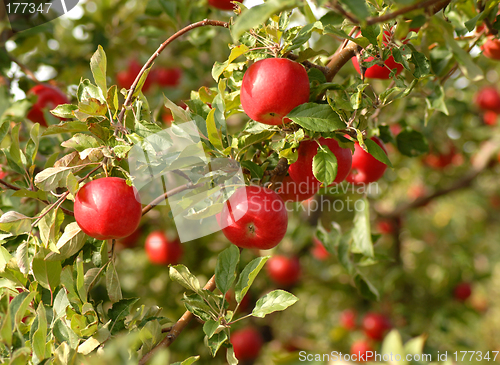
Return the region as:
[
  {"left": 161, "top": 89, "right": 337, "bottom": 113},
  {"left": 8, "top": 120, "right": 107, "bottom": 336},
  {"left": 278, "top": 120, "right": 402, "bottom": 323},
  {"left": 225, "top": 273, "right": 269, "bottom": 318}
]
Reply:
[{"left": 1, "top": 0, "right": 500, "bottom": 364}]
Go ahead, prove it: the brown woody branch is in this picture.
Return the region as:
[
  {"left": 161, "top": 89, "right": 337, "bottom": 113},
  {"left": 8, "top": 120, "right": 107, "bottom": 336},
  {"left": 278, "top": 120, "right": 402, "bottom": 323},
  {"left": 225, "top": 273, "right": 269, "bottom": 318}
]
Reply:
[
  {"left": 286, "top": 53, "right": 330, "bottom": 78},
  {"left": 117, "top": 20, "right": 230, "bottom": 129},
  {"left": 366, "top": 0, "right": 451, "bottom": 26},
  {"left": 7, "top": 54, "right": 41, "bottom": 84},
  {"left": 141, "top": 182, "right": 203, "bottom": 216},
  {"left": 138, "top": 275, "right": 217, "bottom": 365}
]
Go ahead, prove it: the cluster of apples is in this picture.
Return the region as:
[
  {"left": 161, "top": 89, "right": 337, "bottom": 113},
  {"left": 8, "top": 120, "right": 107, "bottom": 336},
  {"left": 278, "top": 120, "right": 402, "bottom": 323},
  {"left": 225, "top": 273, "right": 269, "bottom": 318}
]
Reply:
[
  {"left": 116, "top": 59, "right": 182, "bottom": 92},
  {"left": 219, "top": 57, "right": 389, "bottom": 251},
  {"left": 476, "top": 86, "right": 500, "bottom": 126}
]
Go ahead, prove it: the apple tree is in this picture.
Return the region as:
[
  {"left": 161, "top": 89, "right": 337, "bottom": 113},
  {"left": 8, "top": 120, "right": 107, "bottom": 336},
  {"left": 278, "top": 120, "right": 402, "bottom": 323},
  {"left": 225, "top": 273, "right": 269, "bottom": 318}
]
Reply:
[{"left": 1, "top": 0, "right": 500, "bottom": 364}]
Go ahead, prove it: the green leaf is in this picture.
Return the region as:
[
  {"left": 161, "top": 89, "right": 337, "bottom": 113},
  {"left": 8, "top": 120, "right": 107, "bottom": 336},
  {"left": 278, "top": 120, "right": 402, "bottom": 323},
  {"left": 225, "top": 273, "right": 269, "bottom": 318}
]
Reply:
[
  {"left": 33, "top": 303, "right": 48, "bottom": 361},
  {"left": 232, "top": 0, "right": 300, "bottom": 42},
  {"left": 234, "top": 256, "right": 269, "bottom": 303},
  {"left": 50, "top": 104, "right": 78, "bottom": 119},
  {"left": 365, "top": 138, "right": 392, "bottom": 167},
  {"left": 252, "top": 289, "right": 298, "bottom": 318},
  {"left": 13, "top": 291, "right": 36, "bottom": 329},
  {"left": 0, "top": 211, "right": 32, "bottom": 234},
  {"left": 381, "top": 330, "right": 405, "bottom": 365},
  {"left": 287, "top": 103, "right": 346, "bottom": 132},
  {"left": 227, "top": 346, "right": 238, "bottom": 365},
  {"left": 206, "top": 108, "right": 224, "bottom": 151},
  {"left": 45, "top": 222, "right": 87, "bottom": 261},
  {"left": 396, "top": 129, "right": 429, "bottom": 157},
  {"left": 0, "top": 303, "right": 12, "bottom": 346},
  {"left": 313, "top": 144, "right": 337, "bottom": 186},
  {"left": 215, "top": 245, "right": 240, "bottom": 295},
  {"left": 108, "top": 298, "right": 139, "bottom": 335},
  {"left": 171, "top": 356, "right": 200, "bottom": 365},
  {"left": 339, "top": 0, "right": 369, "bottom": 20},
  {"left": 61, "top": 133, "right": 100, "bottom": 152},
  {"left": 203, "top": 319, "right": 221, "bottom": 340},
  {"left": 351, "top": 198, "right": 374, "bottom": 258},
  {"left": 207, "top": 331, "right": 228, "bottom": 356},
  {"left": 106, "top": 261, "right": 122, "bottom": 303},
  {"left": 182, "top": 293, "right": 213, "bottom": 322},
  {"left": 212, "top": 45, "right": 249, "bottom": 81},
  {"left": 169, "top": 265, "right": 201, "bottom": 293},
  {"left": 25, "top": 123, "right": 41, "bottom": 165},
  {"left": 361, "top": 25, "right": 380, "bottom": 45},
  {"left": 404, "top": 334, "right": 427, "bottom": 357},
  {"left": 90, "top": 45, "right": 107, "bottom": 97},
  {"left": 288, "top": 21, "right": 323, "bottom": 51},
  {"left": 354, "top": 271, "right": 379, "bottom": 300},
  {"left": 42, "top": 121, "right": 88, "bottom": 136},
  {"left": 240, "top": 160, "right": 264, "bottom": 180},
  {"left": 32, "top": 258, "right": 61, "bottom": 292},
  {"left": 34, "top": 166, "right": 74, "bottom": 192}
]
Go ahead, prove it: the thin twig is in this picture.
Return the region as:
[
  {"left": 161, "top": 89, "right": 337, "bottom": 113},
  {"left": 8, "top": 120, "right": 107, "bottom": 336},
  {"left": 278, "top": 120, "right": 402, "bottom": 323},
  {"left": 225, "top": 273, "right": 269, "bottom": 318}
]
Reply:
[
  {"left": 365, "top": 0, "right": 451, "bottom": 26},
  {"left": 286, "top": 53, "right": 330, "bottom": 78},
  {"left": 7, "top": 54, "right": 41, "bottom": 84},
  {"left": 141, "top": 182, "right": 203, "bottom": 216},
  {"left": 116, "top": 20, "right": 230, "bottom": 130},
  {"left": 138, "top": 275, "right": 217, "bottom": 365}
]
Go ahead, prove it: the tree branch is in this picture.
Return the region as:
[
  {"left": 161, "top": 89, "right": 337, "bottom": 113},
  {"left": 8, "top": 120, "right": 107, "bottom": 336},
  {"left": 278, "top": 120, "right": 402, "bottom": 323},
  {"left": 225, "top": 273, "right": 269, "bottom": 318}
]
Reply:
[
  {"left": 365, "top": 0, "right": 451, "bottom": 26},
  {"left": 141, "top": 182, "right": 203, "bottom": 216},
  {"left": 286, "top": 53, "right": 330, "bottom": 78},
  {"left": 138, "top": 275, "right": 217, "bottom": 365},
  {"left": 326, "top": 41, "right": 360, "bottom": 82},
  {"left": 117, "top": 19, "right": 230, "bottom": 129}
]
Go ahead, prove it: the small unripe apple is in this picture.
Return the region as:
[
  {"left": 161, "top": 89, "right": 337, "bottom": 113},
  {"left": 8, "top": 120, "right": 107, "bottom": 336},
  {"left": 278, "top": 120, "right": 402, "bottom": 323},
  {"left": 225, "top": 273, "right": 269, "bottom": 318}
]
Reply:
[
  {"left": 350, "top": 339, "right": 374, "bottom": 363},
  {"left": 475, "top": 86, "right": 500, "bottom": 112},
  {"left": 311, "top": 237, "right": 330, "bottom": 261},
  {"left": 220, "top": 186, "right": 288, "bottom": 250},
  {"left": 230, "top": 327, "right": 263, "bottom": 361},
  {"left": 288, "top": 138, "right": 353, "bottom": 191},
  {"left": 155, "top": 67, "right": 182, "bottom": 87},
  {"left": 145, "top": 231, "right": 183, "bottom": 265},
  {"left": 267, "top": 255, "right": 301, "bottom": 286},
  {"left": 346, "top": 136, "right": 388, "bottom": 184},
  {"left": 74, "top": 177, "right": 142, "bottom": 240},
  {"left": 454, "top": 282, "right": 472, "bottom": 301},
  {"left": 482, "top": 37, "right": 500, "bottom": 60},
  {"left": 352, "top": 31, "right": 404, "bottom": 79},
  {"left": 339, "top": 309, "right": 357, "bottom": 330},
  {"left": 361, "top": 312, "right": 391, "bottom": 341},
  {"left": 209, "top": 0, "right": 242, "bottom": 10},
  {"left": 240, "top": 58, "right": 310, "bottom": 125},
  {"left": 277, "top": 175, "right": 318, "bottom": 202},
  {"left": 26, "top": 84, "right": 69, "bottom": 127}
]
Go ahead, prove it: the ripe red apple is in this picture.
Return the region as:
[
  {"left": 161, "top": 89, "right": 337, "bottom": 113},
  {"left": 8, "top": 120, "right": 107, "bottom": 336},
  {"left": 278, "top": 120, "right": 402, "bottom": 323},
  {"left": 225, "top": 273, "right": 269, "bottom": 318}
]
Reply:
[
  {"left": 311, "top": 237, "right": 330, "bottom": 261},
  {"left": 339, "top": 309, "right": 357, "bottom": 330},
  {"left": 277, "top": 175, "right": 318, "bottom": 202},
  {"left": 288, "top": 138, "right": 352, "bottom": 190},
  {"left": 266, "top": 255, "right": 301, "bottom": 286},
  {"left": 230, "top": 327, "right": 263, "bottom": 361},
  {"left": 362, "top": 312, "right": 391, "bottom": 341},
  {"left": 117, "top": 60, "right": 152, "bottom": 92},
  {"left": 155, "top": 67, "right": 182, "bottom": 87},
  {"left": 484, "top": 110, "right": 498, "bottom": 125},
  {"left": 144, "top": 231, "right": 183, "bottom": 265},
  {"left": 0, "top": 165, "right": 7, "bottom": 180},
  {"left": 209, "top": 0, "right": 242, "bottom": 10},
  {"left": 482, "top": 37, "right": 500, "bottom": 60},
  {"left": 26, "top": 84, "right": 69, "bottom": 127},
  {"left": 220, "top": 186, "right": 288, "bottom": 250},
  {"left": 454, "top": 282, "right": 472, "bottom": 301},
  {"left": 350, "top": 339, "right": 374, "bottom": 363},
  {"left": 376, "top": 220, "right": 394, "bottom": 235},
  {"left": 346, "top": 137, "right": 388, "bottom": 184},
  {"left": 118, "top": 227, "right": 142, "bottom": 248},
  {"left": 475, "top": 86, "right": 500, "bottom": 112},
  {"left": 352, "top": 31, "right": 404, "bottom": 79},
  {"left": 74, "top": 177, "right": 142, "bottom": 240},
  {"left": 240, "top": 58, "right": 310, "bottom": 125}
]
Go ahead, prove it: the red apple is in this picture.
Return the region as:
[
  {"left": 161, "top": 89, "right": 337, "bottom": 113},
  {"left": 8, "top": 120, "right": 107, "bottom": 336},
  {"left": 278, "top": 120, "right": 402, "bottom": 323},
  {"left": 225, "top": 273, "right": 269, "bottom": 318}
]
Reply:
[
  {"left": 376, "top": 220, "right": 394, "bottom": 235},
  {"left": 346, "top": 136, "right": 388, "bottom": 184},
  {"left": 26, "top": 84, "right": 69, "bottom": 127},
  {"left": 484, "top": 110, "right": 498, "bottom": 125},
  {"left": 277, "top": 176, "right": 318, "bottom": 202},
  {"left": 209, "top": 0, "right": 242, "bottom": 10},
  {"left": 423, "top": 143, "right": 460, "bottom": 169},
  {"left": 266, "top": 255, "right": 301, "bottom": 286},
  {"left": 220, "top": 186, "right": 288, "bottom": 250},
  {"left": 74, "top": 177, "right": 142, "bottom": 240},
  {"left": 155, "top": 67, "right": 182, "bottom": 87},
  {"left": 454, "top": 282, "right": 472, "bottom": 301},
  {"left": 0, "top": 165, "right": 7, "bottom": 180},
  {"left": 352, "top": 31, "right": 404, "bottom": 79},
  {"left": 339, "top": 309, "right": 357, "bottom": 330},
  {"left": 230, "top": 327, "right": 263, "bottom": 361},
  {"left": 350, "top": 339, "right": 374, "bottom": 363},
  {"left": 482, "top": 37, "right": 500, "bottom": 60},
  {"left": 240, "top": 58, "right": 310, "bottom": 125},
  {"left": 288, "top": 138, "right": 352, "bottom": 191},
  {"left": 311, "top": 237, "right": 330, "bottom": 261},
  {"left": 145, "top": 231, "right": 183, "bottom": 265},
  {"left": 475, "top": 86, "right": 500, "bottom": 112},
  {"left": 362, "top": 312, "right": 391, "bottom": 341}
]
